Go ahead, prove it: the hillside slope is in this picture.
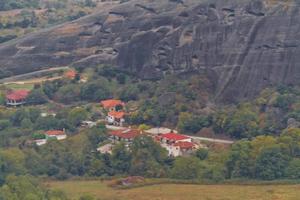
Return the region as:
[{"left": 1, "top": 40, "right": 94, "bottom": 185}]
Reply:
[{"left": 0, "top": 0, "right": 299, "bottom": 102}]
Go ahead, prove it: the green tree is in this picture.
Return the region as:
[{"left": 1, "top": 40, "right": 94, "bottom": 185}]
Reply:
[
  {"left": 285, "top": 158, "right": 300, "bottom": 179},
  {"left": 68, "top": 107, "right": 88, "bottom": 127},
  {"left": 21, "top": 118, "right": 33, "bottom": 129},
  {"left": 255, "top": 146, "right": 290, "bottom": 180},
  {"left": 130, "top": 136, "right": 168, "bottom": 177},
  {"left": 171, "top": 157, "right": 203, "bottom": 180},
  {"left": 111, "top": 143, "right": 131, "bottom": 174},
  {"left": 79, "top": 194, "right": 95, "bottom": 200},
  {"left": 196, "top": 148, "right": 209, "bottom": 160},
  {"left": 177, "top": 112, "right": 211, "bottom": 134},
  {"left": 26, "top": 89, "right": 48, "bottom": 105},
  {"left": 226, "top": 140, "right": 252, "bottom": 178}
]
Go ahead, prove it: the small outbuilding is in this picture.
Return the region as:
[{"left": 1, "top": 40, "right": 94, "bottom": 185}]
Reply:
[{"left": 45, "top": 130, "right": 67, "bottom": 140}]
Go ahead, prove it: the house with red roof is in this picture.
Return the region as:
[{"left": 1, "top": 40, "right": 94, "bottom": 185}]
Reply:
[
  {"left": 64, "top": 69, "right": 77, "bottom": 79},
  {"left": 159, "top": 132, "right": 192, "bottom": 144},
  {"left": 110, "top": 128, "right": 141, "bottom": 142},
  {"left": 106, "top": 111, "right": 125, "bottom": 126},
  {"left": 6, "top": 90, "right": 30, "bottom": 106},
  {"left": 45, "top": 130, "right": 67, "bottom": 141},
  {"left": 172, "top": 141, "right": 197, "bottom": 157},
  {"left": 101, "top": 99, "right": 125, "bottom": 112},
  {"left": 157, "top": 132, "right": 198, "bottom": 157},
  {"left": 101, "top": 99, "right": 126, "bottom": 126}
]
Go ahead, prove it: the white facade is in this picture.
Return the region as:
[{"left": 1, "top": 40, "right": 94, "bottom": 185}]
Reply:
[
  {"left": 160, "top": 142, "right": 196, "bottom": 157},
  {"left": 6, "top": 99, "right": 26, "bottom": 106},
  {"left": 81, "top": 121, "right": 97, "bottom": 128},
  {"left": 35, "top": 139, "right": 47, "bottom": 146},
  {"left": 47, "top": 134, "right": 67, "bottom": 141},
  {"left": 106, "top": 115, "right": 125, "bottom": 126},
  {"left": 161, "top": 137, "right": 192, "bottom": 144}
]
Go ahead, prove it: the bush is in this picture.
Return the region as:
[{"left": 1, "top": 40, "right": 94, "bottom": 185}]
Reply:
[{"left": 196, "top": 149, "right": 209, "bottom": 160}]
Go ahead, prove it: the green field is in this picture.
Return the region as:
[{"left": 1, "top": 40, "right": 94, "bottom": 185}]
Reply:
[
  {"left": 4, "top": 83, "right": 34, "bottom": 90},
  {"left": 46, "top": 180, "right": 300, "bottom": 200}
]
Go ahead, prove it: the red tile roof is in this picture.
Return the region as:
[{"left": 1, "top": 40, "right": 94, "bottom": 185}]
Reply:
[
  {"left": 110, "top": 129, "right": 140, "bottom": 139},
  {"left": 45, "top": 130, "right": 65, "bottom": 136},
  {"left": 161, "top": 133, "right": 190, "bottom": 141},
  {"left": 101, "top": 99, "right": 124, "bottom": 109},
  {"left": 6, "top": 90, "right": 30, "bottom": 101},
  {"left": 64, "top": 70, "right": 77, "bottom": 79},
  {"left": 108, "top": 111, "right": 125, "bottom": 119},
  {"left": 174, "top": 141, "right": 195, "bottom": 149}
]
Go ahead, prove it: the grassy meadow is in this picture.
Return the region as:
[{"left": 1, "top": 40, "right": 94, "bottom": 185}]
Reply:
[{"left": 46, "top": 180, "right": 300, "bottom": 200}]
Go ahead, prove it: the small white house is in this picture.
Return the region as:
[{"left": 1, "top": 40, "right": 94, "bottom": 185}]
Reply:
[
  {"left": 106, "top": 111, "right": 125, "bottom": 126},
  {"left": 157, "top": 133, "right": 197, "bottom": 157},
  {"left": 45, "top": 130, "right": 67, "bottom": 140},
  {"left": 81, "top": 121, "right": 97, "bottom": 128}
]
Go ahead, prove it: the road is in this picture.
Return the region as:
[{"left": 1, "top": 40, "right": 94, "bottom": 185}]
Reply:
[
  {"left": 190, "top": 136, "right": 234, "bottom": 144},
  {"left": 0, "top": 66, "right": 69, "bottom": 83}
]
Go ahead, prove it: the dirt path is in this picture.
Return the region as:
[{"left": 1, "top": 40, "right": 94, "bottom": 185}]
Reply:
[{"left": 0, "top": 66, "right": 69, "bottom": 84}]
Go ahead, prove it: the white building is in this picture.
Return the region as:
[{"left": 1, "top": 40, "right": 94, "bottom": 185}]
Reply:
[
  {"left": 157, "top": 133, "right": 197, "bottom": 157},
  {"left": 81, "top": 121, "right": 97, "bottom": 128},
  {"left": 35, "top": 139, "right": 47, "bottom": 146},
  {"left": 106, "top": 111, "right": 125, "bottom": 126},
  {"left": 45, "top": 130, "right": 67, "bottom": 140},
  {"left": 6, "top": 90, "right": 29, "bottom": 106}
]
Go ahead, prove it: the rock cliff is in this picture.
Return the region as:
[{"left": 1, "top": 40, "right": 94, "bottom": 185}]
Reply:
[{"left": 0, "top": 0, "right": 299, "bottom": 102}]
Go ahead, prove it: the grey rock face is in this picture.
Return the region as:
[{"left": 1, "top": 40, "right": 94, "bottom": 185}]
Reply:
[{"left": 0, "top": 0, "right": 299, "bottom": 103}]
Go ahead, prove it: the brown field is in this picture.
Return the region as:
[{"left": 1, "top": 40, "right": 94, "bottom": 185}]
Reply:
[{"left": 46, "top": 180, "right": 300, "bottom": 200}]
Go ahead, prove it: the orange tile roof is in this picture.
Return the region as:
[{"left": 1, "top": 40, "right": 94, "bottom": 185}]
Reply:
[
  {"left": 45, "top": 130, "right": 65, "bottom": 136},
  {"left": 108, "top": 111, "right": 125, "bottom": 119},
  {"left": 161, "top": 133, "right": 190, "bottom": 141},
  {"left": 101, "top": 99, "right": 124, "bottom": 108},
  {"left": 64, "top": 70, "right": 77, "bottom": 79},
  {"left": 6, "top": 90, "right": 30, "bottom": 101},
  {"left": 110, "top": 129, "right": 140, "bottom": 139}
]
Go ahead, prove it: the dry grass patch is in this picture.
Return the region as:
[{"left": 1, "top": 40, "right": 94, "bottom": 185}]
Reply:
[{"left": 46, "top": 180, "right": 300, "bottom": 200}]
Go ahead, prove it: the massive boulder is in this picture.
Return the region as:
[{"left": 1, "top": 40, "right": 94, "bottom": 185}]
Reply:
[{"left": 0, "top": 0, "right": 299, "bottom": 102}]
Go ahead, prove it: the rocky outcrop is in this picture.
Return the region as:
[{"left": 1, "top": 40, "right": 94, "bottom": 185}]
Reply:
[{"left": 0, "top": 0, "right": 299, "bottom": 103}]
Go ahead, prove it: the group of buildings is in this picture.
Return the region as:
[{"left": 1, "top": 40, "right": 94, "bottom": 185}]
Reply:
[
  {"left": 32, "top": 96, "right": 201, "bottom": 156},
  {"left": 98, "top": 127, "right": 200, "bottom": 157},
  {"left": 97, "top": 98, "right": 201, "bottom": 157}
]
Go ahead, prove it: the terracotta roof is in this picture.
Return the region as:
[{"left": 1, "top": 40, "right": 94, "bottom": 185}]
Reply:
[
  {"left": 6, "top": 90, "right": 30, "bottom": 101},
  {"left": 101, "top": 99, "right": 124, "bottom": 108},
  {"left": 45, "top": 130, "right": 65, "bottom": 136},
  {"left": 161, "top": 133, "right": 190, "bottom": 141},
  {"left": 174, "top": 141, "right": 195, "bottom": 149},
  {"left": 110, "top": 129, "right": 140, "bottom": 139},
  {"left": 108, "top": 111, "right": 125, "bottom": 119},
  {"left": 64, "top": 70, "right": 77, "bottom": 79}
]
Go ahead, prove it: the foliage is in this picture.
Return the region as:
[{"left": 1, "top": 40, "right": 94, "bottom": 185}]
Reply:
[
  {"left": 255, "top": 146, "right": 290, "bottom": 180},
  {"left": 177, "top": 112, "right": 211, "bottom": 134},
  {"left": 195, "top": 148, "right": 209, "bottom": 160},
  {"left": 26, "top": 89, "right": 48, "bottom": 105},
  {"left": 171, "top": 157, "right": 203, "bottom": 179}
]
